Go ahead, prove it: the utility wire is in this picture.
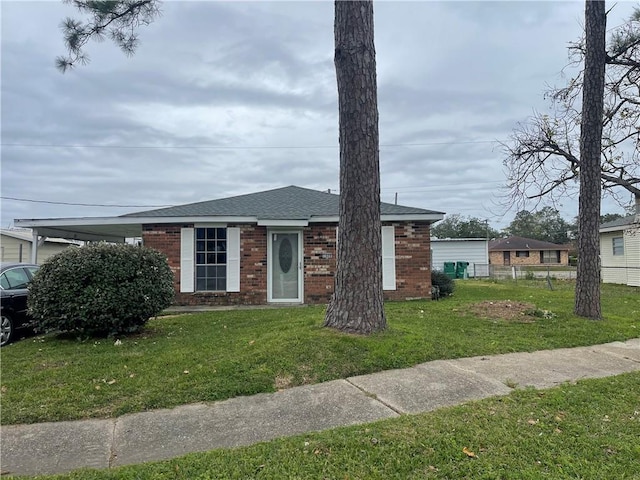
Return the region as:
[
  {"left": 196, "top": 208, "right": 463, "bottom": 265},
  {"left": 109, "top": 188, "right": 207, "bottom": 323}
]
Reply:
[
  {"left": 1, "top": 196, "right": 172, "bottom": 208},
  {"left": 1, "top": 140, "right": 499, "bottom": 150},
  {"left": 3, "top": 180, "right": 504, "bottom": 208},
  {"left": 381, "top": 180, "right": 502, "bottom": 191}
]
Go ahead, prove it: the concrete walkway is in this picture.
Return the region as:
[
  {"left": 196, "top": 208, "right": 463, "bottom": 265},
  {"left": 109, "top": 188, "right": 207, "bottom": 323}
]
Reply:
[{"left": 2, "top": 339, "right": 639, "bottom": 477}]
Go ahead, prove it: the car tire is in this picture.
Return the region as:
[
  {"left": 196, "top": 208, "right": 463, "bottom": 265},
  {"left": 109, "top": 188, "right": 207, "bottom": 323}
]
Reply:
[{"left": 1, "top": 314, "right": 14, "bottom": 347}]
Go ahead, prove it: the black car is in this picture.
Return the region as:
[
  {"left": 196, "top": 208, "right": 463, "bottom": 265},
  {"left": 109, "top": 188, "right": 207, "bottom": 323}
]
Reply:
[{"left": 1, "top": 262, "right": 39, "bottom": 346}]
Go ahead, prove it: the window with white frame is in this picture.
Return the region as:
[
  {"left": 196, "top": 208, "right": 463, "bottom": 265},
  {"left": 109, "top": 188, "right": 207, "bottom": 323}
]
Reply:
[
  {"left": 612, "top": 237, "right": 624, "bottom": 256},
  {"left": 195, "top": 227, "right": 227, "bottom": 291},
  {"left": 180, "top": 227, "right": 240, "bottom": 294}
]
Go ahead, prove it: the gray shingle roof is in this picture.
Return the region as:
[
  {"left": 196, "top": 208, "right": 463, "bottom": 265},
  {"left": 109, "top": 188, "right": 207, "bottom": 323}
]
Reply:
[
  {"left": 122, "top": 186, "right": 443, "bottom": 220},
  {"left": 488, "top": 236, "right": 568, "bottom": 251},
  {"left": 600, "top": 215, "right": 636, "bottom": 230}
]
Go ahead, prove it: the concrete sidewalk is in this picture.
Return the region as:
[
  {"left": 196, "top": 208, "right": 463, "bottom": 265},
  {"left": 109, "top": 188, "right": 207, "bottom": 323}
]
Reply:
[{"left": 2, "top": 339, "right": 639, "bottom": 477}]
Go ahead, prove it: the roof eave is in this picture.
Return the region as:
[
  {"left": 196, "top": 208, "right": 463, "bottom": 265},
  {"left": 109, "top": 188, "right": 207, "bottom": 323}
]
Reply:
[
  {"left": 14, "top": 211, "right": 445, "bottom": 243},
  {"left": 310, "top": 213, "right": 444, "bottom": 223},
  {"left": 600, "top": 224, "right": 635, "bottom": 233}
]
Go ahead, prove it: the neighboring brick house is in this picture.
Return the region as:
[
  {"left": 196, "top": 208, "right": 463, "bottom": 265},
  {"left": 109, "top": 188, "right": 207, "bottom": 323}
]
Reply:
[
  {"left": 16, "top": 186, "right": 444, "bottom": 306},
  {"left": 489, "top": 236, "right": 569, "bottom": 266}
]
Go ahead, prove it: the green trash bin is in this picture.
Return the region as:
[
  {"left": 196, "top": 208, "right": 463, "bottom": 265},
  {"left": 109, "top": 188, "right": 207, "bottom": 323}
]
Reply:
[
  {"left": 444, "top": 262, "right": 456, "bottom": 279},
  {"left": 455, "top": 261, "right": 469, "bottom": 279}
]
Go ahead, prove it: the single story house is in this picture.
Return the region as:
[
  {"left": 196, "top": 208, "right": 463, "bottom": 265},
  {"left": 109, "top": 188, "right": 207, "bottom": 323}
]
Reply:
[
  {"left": 430, "top": 238, "right": 489, "bottom": 277},
  {"left": 0, "top": 228, "right": 79, "bottom": 263},
  {"left": 489, "top": 236, "right": 569, "bottom": 266},
  {"left": 15, "top": 186, "right": 445, "bottom": 305},
  {"left": 600, "top": 214, "right": 639, "bottom": 287}
]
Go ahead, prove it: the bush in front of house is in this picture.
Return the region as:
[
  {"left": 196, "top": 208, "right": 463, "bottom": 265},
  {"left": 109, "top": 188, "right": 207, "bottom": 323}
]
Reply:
[
  {"left": 431, "top": 270, "right": 455, "bottom": 297},
  {"left": 29, "top": 243, "right": 174, "bottom": 338}
]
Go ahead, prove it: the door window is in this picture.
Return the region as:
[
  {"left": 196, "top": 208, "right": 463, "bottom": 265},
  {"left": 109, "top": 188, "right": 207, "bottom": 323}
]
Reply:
[{"left": 279, "top": 238, "right": 293, "bottom": 273}]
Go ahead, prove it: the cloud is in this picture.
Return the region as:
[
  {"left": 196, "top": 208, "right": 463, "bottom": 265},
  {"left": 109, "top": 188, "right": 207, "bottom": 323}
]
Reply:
[{"left": 1, "top": 1, "right": 636, "bottom": 231}]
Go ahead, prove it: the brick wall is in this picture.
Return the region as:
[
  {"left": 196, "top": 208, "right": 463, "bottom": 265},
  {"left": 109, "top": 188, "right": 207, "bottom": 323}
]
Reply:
[
  {"left": 489, "top": 250, "right": 569, "bottom": 266},
  {"left": 384, "top": 222, "right": 432, "bottom": 301},
  {"left": 303, "top": 224, "right": 337, "bottom": 303},
  {"left": 143, "top": 221, "right": 433, "bottom": 306},
  {"left": 142, "top": 224, "right": 184, "bottom": 293},
  {"left": 143, "top": 223, "right": 268, "bottom": 306}
]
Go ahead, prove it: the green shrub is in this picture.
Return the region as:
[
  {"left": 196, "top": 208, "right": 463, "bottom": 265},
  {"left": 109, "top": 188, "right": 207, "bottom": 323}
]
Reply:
[
  {"left": 431, "top": 270, "right": 455, "bottom": 297},
  {"left": 29, "top": 243, "right": 174, "bottom": 337}
]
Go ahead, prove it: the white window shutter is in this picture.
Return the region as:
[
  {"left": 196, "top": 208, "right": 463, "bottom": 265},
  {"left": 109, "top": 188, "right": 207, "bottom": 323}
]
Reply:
[
  {"left": 180, "top": 228, "right": 195, "bottom": 293},
  {"left": 227, "top": 227, "right": 241, "bottom": 292},
  {"left": 381, "top": 226, "right": 396, "bottom": 290}
]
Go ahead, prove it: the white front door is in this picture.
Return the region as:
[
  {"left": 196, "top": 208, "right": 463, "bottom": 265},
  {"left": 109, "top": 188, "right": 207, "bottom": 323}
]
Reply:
[{"left": 268, "top": 231, "right": 303, "bottom": 302}]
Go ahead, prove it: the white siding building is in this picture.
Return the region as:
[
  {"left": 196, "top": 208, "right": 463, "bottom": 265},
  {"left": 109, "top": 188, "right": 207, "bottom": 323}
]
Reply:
[
  {"left": 0, "top": 229, "right": 80, "bottom": 264},
  {"left": 431, "top": 238, "right": 489, "bottom": 277},
  {"left": 600, "top": 216, "right": 640, "bottom": 287}
]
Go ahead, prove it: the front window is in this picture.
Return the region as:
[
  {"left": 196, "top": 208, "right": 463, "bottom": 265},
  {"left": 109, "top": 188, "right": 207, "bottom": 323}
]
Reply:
[
  {"left": 195, "top": 227, "right": 227, "bottom": 291},
  {"left": 516, "top": 250, "right": 529, "bottom": 258},
  {"left": 541, "top": 250, "right": 561, "bottom": 264},
  {"left": 612, "top": 237, "right": 624, "bottom": 256}
]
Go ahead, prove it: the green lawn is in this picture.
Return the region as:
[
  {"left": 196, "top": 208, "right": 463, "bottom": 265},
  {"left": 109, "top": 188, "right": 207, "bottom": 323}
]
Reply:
[
  {"left": 1, "top": 280, "right": 638, "bottom": 425},
  {"left": 17, "top": 372, "right": 640, "bottom": 480}
]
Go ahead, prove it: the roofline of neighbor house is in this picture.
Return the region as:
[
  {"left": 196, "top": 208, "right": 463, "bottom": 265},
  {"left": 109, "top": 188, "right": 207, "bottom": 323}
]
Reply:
[
  {"left": 430, "top": 237, "right": 488, "bottom": 242},
  {"left": 599, "top": 223, "right": 638, "bottom": 234},
  {"left": 0, "top": 229, "right": 79, "bottom": 245}
]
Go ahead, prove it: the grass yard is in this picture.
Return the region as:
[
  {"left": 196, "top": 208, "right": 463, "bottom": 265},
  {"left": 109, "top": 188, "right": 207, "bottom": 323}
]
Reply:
[
  {"left": 1, "top": 280, "right": 638, "bottom": 425},
  {"left": 14, "top": 372, "right": 640, "bottom": 479}
]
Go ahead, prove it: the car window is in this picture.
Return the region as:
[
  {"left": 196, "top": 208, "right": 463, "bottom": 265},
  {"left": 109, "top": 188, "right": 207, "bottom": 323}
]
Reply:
[
  {"left": 0, "top": 273, "right": 9, "bottom": 290},
  {"left": 1, "top": 268, "right": 31, "bottom": 290},
  {"left": 25, "top": 266, "right": 39, "bottom": 278}
]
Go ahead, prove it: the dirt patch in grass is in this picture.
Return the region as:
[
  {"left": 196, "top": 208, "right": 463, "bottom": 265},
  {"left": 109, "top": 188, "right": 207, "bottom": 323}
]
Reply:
[
  {"left": 274, "top": 365, "right": 317, "bottom": 391},
  {"left": 274, "top": 375, "right": 293, "bottom": 390},
  {"left": 469, "top": 301, "right": 537, "bottom": 322}
]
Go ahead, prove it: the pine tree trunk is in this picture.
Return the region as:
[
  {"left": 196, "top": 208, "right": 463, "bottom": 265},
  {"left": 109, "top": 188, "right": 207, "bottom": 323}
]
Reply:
[
  {"left": 324, "top": 0, "right": 386, "bottom": 334},
  {"left": 575, "top": 0, "right": 606, "bottom": 319}
]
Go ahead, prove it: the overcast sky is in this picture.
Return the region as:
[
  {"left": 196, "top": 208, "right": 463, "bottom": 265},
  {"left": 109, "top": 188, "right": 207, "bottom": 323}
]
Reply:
[{"left": 1, "top": 1, "right": 637, "bottom": 231}]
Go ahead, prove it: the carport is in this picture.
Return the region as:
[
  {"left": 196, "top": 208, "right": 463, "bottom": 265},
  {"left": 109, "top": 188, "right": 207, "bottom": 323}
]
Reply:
[{"left": 14, "top": 217, "right": 145, "bottom": 263}]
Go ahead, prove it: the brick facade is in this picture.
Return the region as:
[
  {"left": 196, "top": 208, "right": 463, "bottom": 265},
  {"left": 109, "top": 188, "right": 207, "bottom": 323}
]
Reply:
[
  {"left": 303, "top": 224, "right": 337, "bottom": 304},
  {"left": 141, "top": 224, "right": 185, "bottom": 294},
  {"left": 384, "top": 222, "right": 432, "bottom": 300},
  {"left": 489, "top": 250, "right": 569, "bottom": 266},
  {"left": 142, "top": 221, "right": 433, "bottom": 306}
]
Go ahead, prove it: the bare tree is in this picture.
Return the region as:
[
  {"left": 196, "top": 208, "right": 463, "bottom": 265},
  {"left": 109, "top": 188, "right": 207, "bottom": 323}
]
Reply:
[
  {"left": 502, "top": 6, "right": 640, "bottom": 211},
  {"left": 324, "top": 0, "right": 386, "bottom": 334},
  {"left": 58, "top": 0, "right": 387, "bottom": 334},
  {"left": 575, "top": 0, "right": 607, "bottom": 320},
  {"left": 503, "top": 4, "right": 639, "bottom": 319}
]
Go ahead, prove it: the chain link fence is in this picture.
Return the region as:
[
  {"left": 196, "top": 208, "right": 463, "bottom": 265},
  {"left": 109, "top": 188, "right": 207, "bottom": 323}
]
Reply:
[{"left": 475, "top": 264, "right": 578, "bottom": 280}]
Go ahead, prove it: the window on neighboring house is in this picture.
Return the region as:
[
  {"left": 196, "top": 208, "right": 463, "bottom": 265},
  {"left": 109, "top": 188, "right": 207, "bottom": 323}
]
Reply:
[
  {"left": 612, "top": 237, "right": 624, "bottom": 256},
  {"left": 195, "top": 227, "right": 227, "bottom": 291},
  {"left": 516, "top": 250, "right": 529, "bottom": 258},
  {"left": 541, "top": 250, "right": 561, "bottom": 264}
]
